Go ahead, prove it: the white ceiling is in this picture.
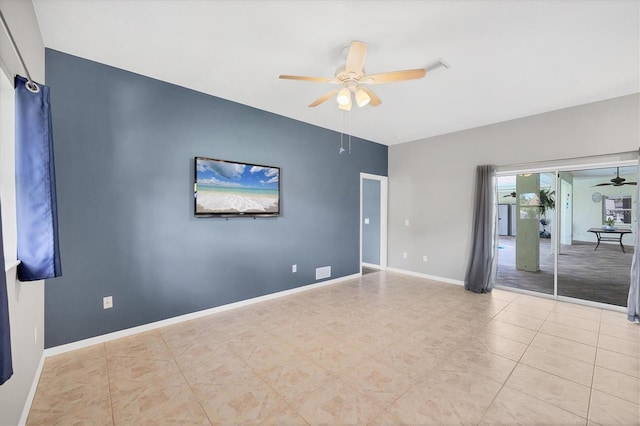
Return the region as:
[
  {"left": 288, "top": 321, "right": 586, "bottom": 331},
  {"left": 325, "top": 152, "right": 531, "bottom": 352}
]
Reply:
[{"left": 32, "top": 0, "right": 639, "bottom": 146}]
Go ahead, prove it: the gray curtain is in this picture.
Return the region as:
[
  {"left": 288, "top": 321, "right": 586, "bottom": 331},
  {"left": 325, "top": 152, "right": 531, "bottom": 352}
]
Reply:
[
  {"left": 627, "top": 150, "right": 640, "bottom": 322},
  {"left": 464, "top": 165, "right": 497, "bottom": 293}
]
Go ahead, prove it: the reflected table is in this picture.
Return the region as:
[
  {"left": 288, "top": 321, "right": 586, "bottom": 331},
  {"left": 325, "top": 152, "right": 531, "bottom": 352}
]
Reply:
[{"left": 587, "top": 228, "right": 632, "bottom": 253}]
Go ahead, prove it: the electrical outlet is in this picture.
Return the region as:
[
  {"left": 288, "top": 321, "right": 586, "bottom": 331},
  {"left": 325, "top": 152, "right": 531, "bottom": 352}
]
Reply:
[
  {"left": 423, "top": 255, "right": 428, "bottom": 262},
  {"left": 403, "top": 252, "right": 407, "bottom": 259},
  {"left": 292, "top": 264, "right": 297, "bottom": 273},
  {"left": 103, "top": 296, "right": 113, "bottom": 309}
]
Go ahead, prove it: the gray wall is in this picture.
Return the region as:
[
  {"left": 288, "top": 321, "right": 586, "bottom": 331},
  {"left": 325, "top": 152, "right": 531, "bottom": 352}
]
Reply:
[
  {"left": 0, "top": 2, "right": 46, "bottom": 424},
  {"left": 45, "top": 49, "right": 387, "bottom": 348},
  {"left": 362, "top": 178, "right": 381, "bottom": 265},
  {"left": 389, "top": 93, "right": 639, "bottom": 281}
]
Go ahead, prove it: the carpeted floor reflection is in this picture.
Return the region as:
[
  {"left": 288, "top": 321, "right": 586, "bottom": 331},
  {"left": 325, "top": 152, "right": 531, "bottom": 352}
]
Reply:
[{"left": 497, "top": 236, "right": 632, "bottom": 307}]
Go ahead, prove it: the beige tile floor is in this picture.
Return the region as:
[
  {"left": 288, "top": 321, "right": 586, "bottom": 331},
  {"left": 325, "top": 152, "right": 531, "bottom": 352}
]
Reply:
[{"left": 27, "top": 271, "right": 640, "bottom": 425}]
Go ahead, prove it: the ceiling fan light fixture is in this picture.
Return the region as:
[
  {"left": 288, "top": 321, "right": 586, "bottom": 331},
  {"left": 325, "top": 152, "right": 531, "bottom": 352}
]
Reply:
[
  {"left": 355, "top": 88, "right": 370, "bottom": 107},
  {"left": 338, "top": 95, "right": 352, "bottom": 111},
  {"left": 336, "top": 88, "right": 351, "bottom": 105}
]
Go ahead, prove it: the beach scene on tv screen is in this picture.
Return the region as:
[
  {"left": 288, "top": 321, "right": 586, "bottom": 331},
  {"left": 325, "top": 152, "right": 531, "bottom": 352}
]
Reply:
[{"left": 196, "top": 158, "right": 279, "bottom": 214}]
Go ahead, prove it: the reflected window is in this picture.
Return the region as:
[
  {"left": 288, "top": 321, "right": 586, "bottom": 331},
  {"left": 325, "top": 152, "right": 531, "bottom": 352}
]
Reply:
[{"left": 603, "top": 195, "right": 632, "bottom": 225}]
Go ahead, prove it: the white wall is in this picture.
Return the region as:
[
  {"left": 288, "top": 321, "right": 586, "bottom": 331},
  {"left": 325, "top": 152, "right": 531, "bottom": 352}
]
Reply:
[
  {"left": 0, "top": 1, "right": 45, "bottom": 424},
  {"left": 572, "top": 174, "right": 637, "bottom": 246},
  {"left": 388, "top": 93, "right": 639, "bottom": 281}
]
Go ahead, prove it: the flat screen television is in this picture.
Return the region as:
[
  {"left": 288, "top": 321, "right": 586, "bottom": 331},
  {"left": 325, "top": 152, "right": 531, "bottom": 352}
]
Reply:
[{"left": 194, "top": 156, "right": 280, "bottom": 217}]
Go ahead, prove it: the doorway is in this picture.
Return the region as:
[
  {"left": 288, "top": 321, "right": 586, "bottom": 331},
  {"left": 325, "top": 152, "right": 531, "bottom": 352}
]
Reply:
[{"left": 360, "top": 173, "right": 388, "bottom": 273}]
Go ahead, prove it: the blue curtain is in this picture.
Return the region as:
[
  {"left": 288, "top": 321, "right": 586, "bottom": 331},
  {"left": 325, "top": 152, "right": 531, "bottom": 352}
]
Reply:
[
  {"left": 0, "top": 199, "right": 13, "bottom": 385},
  {"left": 628, "top": 150, "right": 640, "bottom": 322},
  {"left": 15, "top": 75, "right": 62, "bottom": 281}
]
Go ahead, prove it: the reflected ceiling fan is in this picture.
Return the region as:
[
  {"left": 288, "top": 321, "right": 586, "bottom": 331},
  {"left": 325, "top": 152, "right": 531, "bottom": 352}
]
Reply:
[
  {"left": 594, "top": 167, "right": 637, "bottom": 187},
  {"left": 279, "top": 41, "right": 447, "bottom": 110},
  {"left": 503, "top": 191, "right": 517, "bottom": 198}
]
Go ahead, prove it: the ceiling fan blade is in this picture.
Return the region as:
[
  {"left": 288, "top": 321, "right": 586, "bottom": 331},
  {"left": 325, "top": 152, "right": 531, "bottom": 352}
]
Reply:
[
  {"left": 593, "top": 183, "right": 614, "bottom": 186},
  {"left": 361, "top": 68, "right": 426, "bottom": 84},
  {"left": 345, "top": 41, "right": 367, "bottom": 74},
  {"left": 308, "top": 90, "right": 339, "bottom": 107},
  {"left": 360, "top": 87, "right": 382, "bottom": 106},
  {"left": 624, "top": 182, "right": 637, "bottom": 185},
  {"left": 279, "top": 75, "right": 335, "bottom": 83}
]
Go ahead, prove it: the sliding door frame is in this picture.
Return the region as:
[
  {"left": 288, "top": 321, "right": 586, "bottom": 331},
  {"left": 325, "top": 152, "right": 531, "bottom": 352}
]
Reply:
[{"left": 495, "top": 155, "right": 638, "bottom": 311}]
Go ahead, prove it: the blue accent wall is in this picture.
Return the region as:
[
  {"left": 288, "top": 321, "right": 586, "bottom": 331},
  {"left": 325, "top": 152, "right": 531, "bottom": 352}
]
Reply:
[{"left": 44, "top": 49, "right": 387, "bottom": 347}]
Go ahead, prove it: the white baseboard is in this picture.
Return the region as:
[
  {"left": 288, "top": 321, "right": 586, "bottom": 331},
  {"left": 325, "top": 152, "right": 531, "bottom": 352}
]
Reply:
[
  {"left": 43, "top": 273, "right": 361, "bottom": 357},
  {"left": 18, "top": 353, "right": 45, "bottom": 426},
  {"left": 361, "top": 262, "right": 381, "bottom": 270},
  {"left": 386, "top": 267, "right": 464, "bottom": 286}
]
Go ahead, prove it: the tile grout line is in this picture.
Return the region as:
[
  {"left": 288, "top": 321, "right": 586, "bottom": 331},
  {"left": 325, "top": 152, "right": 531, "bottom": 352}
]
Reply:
[
  {"left": 247, "top": 333, "right": 313, "bottom": 426},
  {"left": 314, "top": 332, "right": 407, "bottom": 425},
  {"left": 27, "top": 347, "right": 114, "bottom": 425},
  {"left": 157, "top": 331, "right": 214, "bottom": 426},
  {"left": 358, "top": 314, "right": 453, "bottom": 424},
  {"left": 478, "top": 299, "right": 595, "bottom": 425},
  {"left": 586, "top": 312, "right": 603, "bottom": 424},
  {"left": 476, "top": 298, "right": 568, "bottom": 425},
  {"left": 102, "top": 343, "right": 116, "bottom": 426},
  {"left": 450, "top": 294, "right": 535, "bottom": 425},
  {"left": 510, "top": 304, "right": 596, "bottom": 422}
]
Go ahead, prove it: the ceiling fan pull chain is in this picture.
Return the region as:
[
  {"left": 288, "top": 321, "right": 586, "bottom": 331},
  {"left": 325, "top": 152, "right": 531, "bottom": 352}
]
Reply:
[
  {"left": 349, "top": 108, "right": 352, "bottom": 154},
  {"left": 339, "top": 108, "right": 345, "bottom": 154}
]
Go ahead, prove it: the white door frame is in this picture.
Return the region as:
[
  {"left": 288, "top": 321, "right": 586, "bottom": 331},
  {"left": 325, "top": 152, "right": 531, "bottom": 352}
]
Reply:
[{"left": 360, "top": 173, "right": 388, "bottom": 273}]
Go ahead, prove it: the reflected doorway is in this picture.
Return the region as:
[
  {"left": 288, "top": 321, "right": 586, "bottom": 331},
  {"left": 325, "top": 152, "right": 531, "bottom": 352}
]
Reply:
[{"left": 497, "top": 173, "right": 555, "bottom": 295}]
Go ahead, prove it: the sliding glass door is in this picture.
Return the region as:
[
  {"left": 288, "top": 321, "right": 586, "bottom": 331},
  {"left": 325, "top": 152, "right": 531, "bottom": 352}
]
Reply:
[{"left": 497, "top": 164, "right": 637, "bottom": 308}]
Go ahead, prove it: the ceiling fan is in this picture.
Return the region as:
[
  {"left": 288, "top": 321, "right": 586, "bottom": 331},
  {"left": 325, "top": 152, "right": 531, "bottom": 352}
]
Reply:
[
  {"left": 279, "top": 41, "right": 447, "bottom": 110},
  {"left": 503, "top": 192, "right": 517, "bottom": 198},
  {"left": 594, "top": 167, "right": 637, "bottom": 187}
]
